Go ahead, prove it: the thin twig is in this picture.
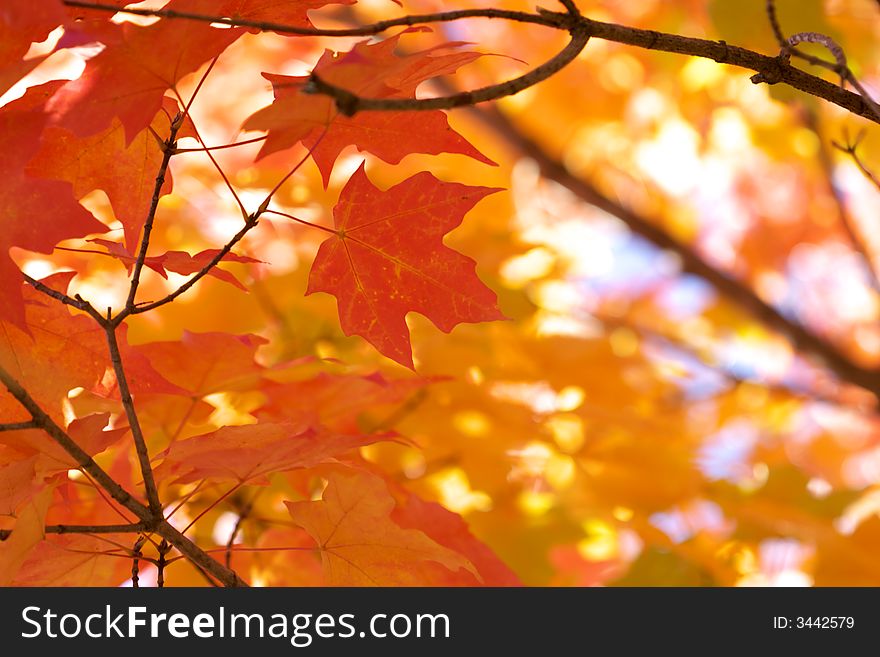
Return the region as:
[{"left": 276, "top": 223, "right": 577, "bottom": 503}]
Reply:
[
  {"left": 0, "top": 522, "right": 146, "bottom": 542},
  {"left": 766, "top": 0, "right": 787, "bottom": 48},
  {"left": 766, "top": 1, "right": 880, "bottom": 124},
  {"left": 170, "top": 68, "right": 249, "bottom": 220},
  {"left": 307, "top": 26, "right": 590, "bottom": 116},
  {"left": 125, "top": 112, "right": 184, "bottom": 311},
  {"left": 131, "top": 535, "right": 146, "bottom": 587},
  {"left": 61, "top": 2, "right": 561, "bottom": 36},
  {"left": 834, "top": 131, "right": 880, "bottom": 192},
  {"left": 0, "top": 364, "right": 247, "bottom": 586},
  {"left": 23, "top": 274, "right": 104, "bottom": 323},
  {"left": 104, "top": 327, "right": 163, "bottom": 516},
  {"left": 0, "top": 420, "right": 38, "bottom": 431},
  {"left": 181, "top": 483, "right": 241, "bottom": 535},
  {"left": 0, "top": 364, "right": 151, "bottom": 519},
  {"left": 156, "top": 539, "right": 171, "bottom": 588},
  {"left": 262, "top": 210, "right": 336, "bottom": 234},
  {"left": 172, "top": 135, "right": 267, "bottom": 154},
  {"left": 155, "top": 519, "right": 249, "bottom": 587},
  {"left": 558, "top": 0, "right": 581, "bottom": 16},
  {"left": 59, "top": 1, "right": 880, "bottom": 126},
  {"left": 225, "top": 491, "right": 260, "bottom": 569}
]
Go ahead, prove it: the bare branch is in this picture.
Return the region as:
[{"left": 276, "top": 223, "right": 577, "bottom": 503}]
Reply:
[
  {"left": 225, "top": 491, "right": 260, "bottom": 569},
  {"left": 156, "top": 519, "right": 249, "bottom": 587},
  {"left": 64, "top": 0, "right": 880, "bottom": 126},
  {"left": 0, "top": 365, "right": 247, "bottom": 586},
  {"left": 557, "top": 0, "right": 581, "bottom": 17},
  {"left": 0, "top": 420, "right": 38, "bottom": 431},
  {"left": 23, "top": 274, "right": 104, "bottom": 323},
  {"left": 157, "top": 539, "right": 171, "bottom": 588},
  {"left": 0, "top": 522, "right": 146, "bottom": 542},
  {"left": 172, "top": 136, "right": 267, "bottom": 154},
  {"left": 130, "top": 535, "right": 146, "bottom": 587},
  {"left": 307, "top": 26, "right": 591, "bottom": 116},
  {"left": 125, "top": 112, "right": 184, "bottom": 311},
  {"left": 104, "top": 327, "right": 162, "bottom": 516},
  {"left": 62, "top": 1, "right": 560, "bottom": 36},
  {"left": 0, "top": 364, "right": 150, "bottom": 519},
  {"left": 766, "top": 0, "right": 787, "bottom": 48}
]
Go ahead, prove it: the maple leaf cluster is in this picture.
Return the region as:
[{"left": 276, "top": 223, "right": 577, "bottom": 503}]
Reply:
[
  {"left": 0, "top": 0, "right": 517, "bottom": 586},
  {"left": 5, "top": 0, "right": 880, "bottom": 591}
]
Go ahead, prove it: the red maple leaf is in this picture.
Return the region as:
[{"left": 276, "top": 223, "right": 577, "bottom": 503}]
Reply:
[
  {"left": 214, "top": 0, "right": 356, "bottom": 29},
  {"left": 306, "top": 163, "right": 505, "bottom": 368},
  {"left": 27, "top": 98, "right": 191, "bottom": 252},
  {"left": 153, "top": 422, "right": 390, "bottom": 485},
  {"left": 86, "top": 239, "right": 259, "bottom": 291},
  {"left": 46, "top": 0, "right": 242, "bottom": 142},
  {"left": 0, "top": 84, "right": 106, "bottom": 329},
  {"left": 244, "top": 31, "right": 495, "bottom": 186},
  {"left": 0, "top": 0, "right": 65, "bottom": 94}
]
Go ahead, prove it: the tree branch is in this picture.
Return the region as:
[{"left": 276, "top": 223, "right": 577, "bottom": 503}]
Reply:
[
  {"left": 125, "top": 112, "right": 184, "bottom": 311},
  {"left": 0, "top": 364, "right": 150, "bottom": 519},
  {"left": 104, "top": 327, "right": 163, "bottom": 516},
  {"left": 69, "top": 0, "right": 880, "bottom": 126},
  {"left": 156, "top": 519, "right": 249, "bottom": 587},
  {"left": 61, "top": 1, "right": 560, "bottom": 35},
  {"left": 0, "top": 522, "right": 146, "bottom": 542},
  {"left": 307, "top": 25, "right": 591, "bottom": 116},
  {"left": 23, "top": 274, "right": 105, "bottom": 323},
  {"left": 0, "top": 365, "right": 247, "bottom": 586},
  {"left": 0, "top": 420, "right": 38, "bottom": 431}
]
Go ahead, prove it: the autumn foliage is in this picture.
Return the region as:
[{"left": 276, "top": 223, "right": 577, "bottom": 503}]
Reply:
[{"left": 4, "top": 0, "right": 880, "bottom": 587}]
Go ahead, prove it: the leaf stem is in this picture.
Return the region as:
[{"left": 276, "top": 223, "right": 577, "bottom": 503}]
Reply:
[
  {"left": 104, "top": 326, "right": 163, "bottom": 517},
  {"left": 261, "top": 210, "right": 336, "bottom": 234}
]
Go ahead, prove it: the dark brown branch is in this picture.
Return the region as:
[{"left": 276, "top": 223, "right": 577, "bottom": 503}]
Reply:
[
  {"left": 0, "top": 420, "right": 38, "bottom": 431},
  {"left": 156, "top": 539, "right": 170, "bottom": 588},
  {"left": 307, "top": 25, "right": 590, "bottom": 116},
  {"left": 0, "top": 522, "right": 146, "bottom": 542},
  {"left": 156, "top": 519, "right": 249, "bottom": 587},
  {"left": 468, "top": 104, "right": 880, "bottom": 402},
  {"left": 0, "top": 365, "right": 247, "bottom": 586},
  {"left": 61, "top": 1, "right": 560, "bottom": 36},
  {"left": 766, "top": 0, "right": 787, "bottom": 48},
  {"left": 125, "top": 113, "right": 184, "bottom": 311},
  {"left": 131, "top": 535, "right": 145, "bottom": 587},
  {"left": 73, "top": 0, "right": 880, "bottom": 126},
  {"left": 570, "top": 16, "right": 880, "bottom": 126},
  {"left": 23, "top": 274, "right": 104, "bottom": 323},
  {"left": 0, "top": 364, "right": 151, "bottom": 518},
  {"left": 104, "top": 327, "right": 162, "bottom": 516},
  {"left": 558, "top": 0, "right": 581, "bottom": 16}
]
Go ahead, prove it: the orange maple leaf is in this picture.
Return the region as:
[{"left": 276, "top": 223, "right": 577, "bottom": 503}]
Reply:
[
  {"left": 286, "top": 469, "right": 478, "bottom": 585},
  {"left": 0, "top": 85, "right": 105, "bottom": 328},
  {"left": 154, "top": 422, "right": 391, "bottom": 485}
]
